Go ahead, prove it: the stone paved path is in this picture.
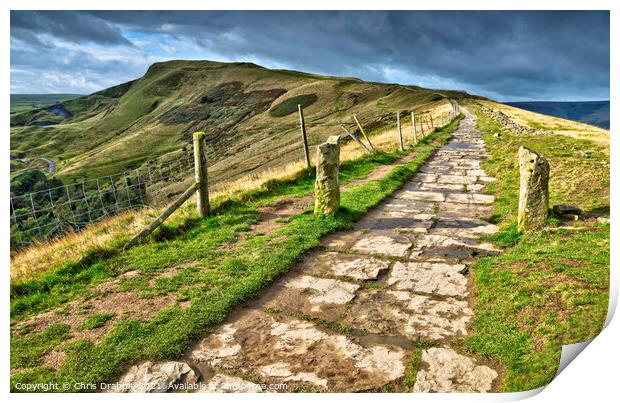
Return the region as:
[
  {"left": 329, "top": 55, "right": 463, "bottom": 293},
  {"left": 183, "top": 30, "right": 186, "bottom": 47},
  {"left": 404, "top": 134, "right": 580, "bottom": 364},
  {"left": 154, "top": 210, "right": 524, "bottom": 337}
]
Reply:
[{"left": 117, "top": 110, "right": 503, "bottom": 393}]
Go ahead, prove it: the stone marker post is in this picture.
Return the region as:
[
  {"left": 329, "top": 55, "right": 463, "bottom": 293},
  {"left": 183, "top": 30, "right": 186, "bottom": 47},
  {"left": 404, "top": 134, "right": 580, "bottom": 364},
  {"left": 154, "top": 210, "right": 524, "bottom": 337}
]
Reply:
[
  {"left": 314, "top": 135, "right": 340, "bottom": 216},
  {"left": 518, "top": 146, "right": 549, "bottom": 232}
]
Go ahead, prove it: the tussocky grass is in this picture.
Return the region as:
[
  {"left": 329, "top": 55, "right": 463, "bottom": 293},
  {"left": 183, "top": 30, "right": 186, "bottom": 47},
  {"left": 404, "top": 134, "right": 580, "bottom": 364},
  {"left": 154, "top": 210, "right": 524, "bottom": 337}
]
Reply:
[
  {"left": 463, "top": 103, "right": 609, "bottom": 392},
  {"left": 10, "top": 116, "right": 462, "bottom": 391}
]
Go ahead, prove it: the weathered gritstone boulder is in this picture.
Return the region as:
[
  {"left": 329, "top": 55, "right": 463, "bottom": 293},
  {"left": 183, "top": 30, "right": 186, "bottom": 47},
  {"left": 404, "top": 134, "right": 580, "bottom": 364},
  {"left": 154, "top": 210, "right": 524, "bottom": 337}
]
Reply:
[
  {"left": 188, "top": 310, "right": 407, "bottom": 392},
  {"left": 111, "top": 361, "right": 198, "bottom": 393},
  {"left": 518, "top": 146, "right": 550, "bottom": 232},
  {"left": 314, "top": 135, "right": 340, "bottom": 216},
  {"left": 343, "top": 289, "right": 472, "bottom": 340},
  {"left": 413, "top": 347, "right": 498, "bottom": 392}
]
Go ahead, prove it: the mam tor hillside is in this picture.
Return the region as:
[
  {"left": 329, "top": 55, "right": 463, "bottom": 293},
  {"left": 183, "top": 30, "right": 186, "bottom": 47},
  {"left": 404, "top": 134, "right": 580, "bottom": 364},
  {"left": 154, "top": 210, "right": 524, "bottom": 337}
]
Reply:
[{"left": 10, "top": 60, "right": 471, "bottom": 248}]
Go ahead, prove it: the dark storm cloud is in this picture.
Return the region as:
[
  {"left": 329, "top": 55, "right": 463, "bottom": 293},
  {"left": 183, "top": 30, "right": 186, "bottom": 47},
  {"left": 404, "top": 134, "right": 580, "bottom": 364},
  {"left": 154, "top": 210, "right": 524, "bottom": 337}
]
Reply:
[
  {"left": 11, "top": 11, "right": 131, "bottom": 46},
  {"left": 10, "top": 10, "right": 609, "bottom": 100}
]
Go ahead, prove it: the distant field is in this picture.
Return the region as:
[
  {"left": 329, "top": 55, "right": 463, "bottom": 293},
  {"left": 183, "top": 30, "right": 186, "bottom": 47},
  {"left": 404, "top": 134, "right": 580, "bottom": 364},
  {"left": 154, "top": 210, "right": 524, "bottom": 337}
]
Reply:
[
  {"left": 10, "top": 94, "right": 84, "bottom": 113},
  {"left": 504, "top": 101, "right": 609, "bottom": 129}
]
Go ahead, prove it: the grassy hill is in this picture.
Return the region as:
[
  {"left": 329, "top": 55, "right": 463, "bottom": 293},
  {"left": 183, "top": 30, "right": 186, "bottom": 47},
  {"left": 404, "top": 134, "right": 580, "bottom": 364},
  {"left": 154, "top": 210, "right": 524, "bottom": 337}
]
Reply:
[{"left": 10, "top": 60, "right": 473, "bottom": 186}]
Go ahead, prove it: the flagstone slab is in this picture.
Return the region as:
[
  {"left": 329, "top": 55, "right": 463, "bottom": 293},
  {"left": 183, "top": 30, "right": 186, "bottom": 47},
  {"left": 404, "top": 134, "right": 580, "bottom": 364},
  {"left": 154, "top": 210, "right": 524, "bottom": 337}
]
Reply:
[
  {"left": 439, "top": 202, "right": 494, "bottom": 219},
  {"left": 412, "top": 173, "right": 438, "bottom": 183},
  {"left": 301, "top": 252, "right": 390, "bottom": 282},
  {"left": 343, "top": 289, "right": 472, "bottom": 340},
  {"left": 412, "top": 347, "right": 498, "bottom": 393},
  {"left": 262, "top": 275, "right": 359, "bottom": 322},
  {"left": 351, "top": 232, "right": 413, "bottom": 257},
  {"left": 188, "top": 310, "right": 407, "bottom": 392},
  {"left": 397, "top": 190, "right": 445, "bottom": 202},
  {"left": 321, "top": 230, "right": 363, "bottom": 251},
  {"left": 437, "top": 175, "right": 478, "bottom": 185},
  {"left": 445, "top": 193, "right": 495, "bottom": 204},
  {"left": 387, "top": 261, "right": 468, "bottom": 297},
  {"left": 409, "top": 234, "right": 502, "bottom": 262}
]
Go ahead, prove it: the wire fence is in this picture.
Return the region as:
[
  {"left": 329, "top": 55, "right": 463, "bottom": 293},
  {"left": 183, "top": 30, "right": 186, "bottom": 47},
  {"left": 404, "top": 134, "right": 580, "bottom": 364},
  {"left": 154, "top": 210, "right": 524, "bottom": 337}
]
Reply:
[{"left": 10, "top": 154, "right": 196, "bottom": 250}]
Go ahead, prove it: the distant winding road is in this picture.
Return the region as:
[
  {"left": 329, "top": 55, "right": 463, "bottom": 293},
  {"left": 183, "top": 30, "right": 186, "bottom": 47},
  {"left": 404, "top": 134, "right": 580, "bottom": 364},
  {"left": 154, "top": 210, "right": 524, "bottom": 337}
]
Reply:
[{"left": 15, "top": 156, "right": 57, "bottom": 174}]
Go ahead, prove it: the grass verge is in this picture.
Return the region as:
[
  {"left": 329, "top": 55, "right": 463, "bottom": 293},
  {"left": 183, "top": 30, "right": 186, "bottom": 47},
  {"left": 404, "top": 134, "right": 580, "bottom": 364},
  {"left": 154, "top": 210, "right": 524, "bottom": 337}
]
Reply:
[{"left": 462, "top": 103, "right": 609, "bottom": 392}]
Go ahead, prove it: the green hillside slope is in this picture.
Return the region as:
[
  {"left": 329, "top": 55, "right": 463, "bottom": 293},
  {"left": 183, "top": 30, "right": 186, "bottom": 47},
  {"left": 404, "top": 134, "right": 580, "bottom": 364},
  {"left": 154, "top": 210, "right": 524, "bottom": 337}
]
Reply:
[{"left": 10, "top": 60, "right": 474, "bottom": 184}]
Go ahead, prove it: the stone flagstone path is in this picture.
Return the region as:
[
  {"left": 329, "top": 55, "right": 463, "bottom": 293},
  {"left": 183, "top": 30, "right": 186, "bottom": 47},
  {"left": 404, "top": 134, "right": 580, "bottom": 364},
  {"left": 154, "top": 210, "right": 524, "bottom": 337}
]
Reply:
[{"left": 116, "top": 110, "right": 503, "bottom": 393}]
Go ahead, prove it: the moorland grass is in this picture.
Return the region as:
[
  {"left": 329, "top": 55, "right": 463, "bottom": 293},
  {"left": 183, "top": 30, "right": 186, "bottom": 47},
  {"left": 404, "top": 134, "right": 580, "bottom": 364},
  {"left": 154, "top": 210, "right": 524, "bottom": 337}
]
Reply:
[{"left": 462, "top": 103, "right": 609, "bottom": 391}]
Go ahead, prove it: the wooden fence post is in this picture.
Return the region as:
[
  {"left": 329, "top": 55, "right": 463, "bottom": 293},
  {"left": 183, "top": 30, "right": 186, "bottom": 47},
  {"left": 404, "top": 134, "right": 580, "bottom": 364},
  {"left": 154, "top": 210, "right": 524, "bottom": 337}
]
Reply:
[
  {"left": 411, "top": 111, "right": 417, "bottom": 144},
  {"left": 353, "top": 115, "right": 375, "bottom": 151},
  {"left": 340, "top": 125, "right": 371, "bottom": 154},
  {"left": 396, "top": 111, "right": 404, "bottom": 151},
  {"left": 298, "top": 104, "right": 311, "bottom": 171},
  {"left": 193, "top": 131, "right": 210, "bottom": 217},
  {"left": 419, "top": 113, "right": 425, "bottom": 137},
  {"left": 429, "top": 113, "right": 434, "bottom": 131},
  {"left": 125, "top": 182, "right": 200, "bottom": 248}
]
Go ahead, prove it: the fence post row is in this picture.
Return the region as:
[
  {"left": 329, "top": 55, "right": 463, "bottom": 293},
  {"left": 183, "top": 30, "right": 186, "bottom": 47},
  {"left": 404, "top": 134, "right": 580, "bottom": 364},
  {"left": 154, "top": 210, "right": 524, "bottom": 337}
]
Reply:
[
  {"left": 298, "top": 104, "right": 311, "bottom": 171},
  {"left": 15, "top": 102, "right": 464, "bottom": 250},
  {"left": 193, "top": 131, "right": 210, "bottom": 217}
]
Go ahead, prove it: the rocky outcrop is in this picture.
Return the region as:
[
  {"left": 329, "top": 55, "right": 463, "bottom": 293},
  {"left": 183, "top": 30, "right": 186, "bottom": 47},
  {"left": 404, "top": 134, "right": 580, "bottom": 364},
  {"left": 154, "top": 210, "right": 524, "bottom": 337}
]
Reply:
[{"left": 518, "top": 146, "right": 550, "bottom": 232}]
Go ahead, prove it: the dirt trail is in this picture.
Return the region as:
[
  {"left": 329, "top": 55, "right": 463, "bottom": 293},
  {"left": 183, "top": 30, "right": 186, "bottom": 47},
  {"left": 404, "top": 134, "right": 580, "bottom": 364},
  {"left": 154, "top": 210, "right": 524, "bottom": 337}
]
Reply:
[{"left": 115, "top": 110, "right": 506, "bottom": 393}]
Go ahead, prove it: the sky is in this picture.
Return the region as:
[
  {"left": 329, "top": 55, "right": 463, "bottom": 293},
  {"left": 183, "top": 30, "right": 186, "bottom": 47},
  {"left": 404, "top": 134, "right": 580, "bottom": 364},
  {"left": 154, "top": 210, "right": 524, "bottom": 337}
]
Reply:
[{"left": 10, "top": 10, "right": 610, "bottom": 101}]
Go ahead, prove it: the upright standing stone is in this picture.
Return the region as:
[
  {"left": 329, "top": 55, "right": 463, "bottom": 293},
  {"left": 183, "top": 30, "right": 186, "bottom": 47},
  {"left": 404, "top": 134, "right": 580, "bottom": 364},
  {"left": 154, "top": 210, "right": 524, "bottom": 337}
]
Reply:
[
  {"left": 314, "top": 136, "right": 340, "bottom": 215},
  {"left": 518, "top": 146, "right": 549, "bottom": 232}
]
